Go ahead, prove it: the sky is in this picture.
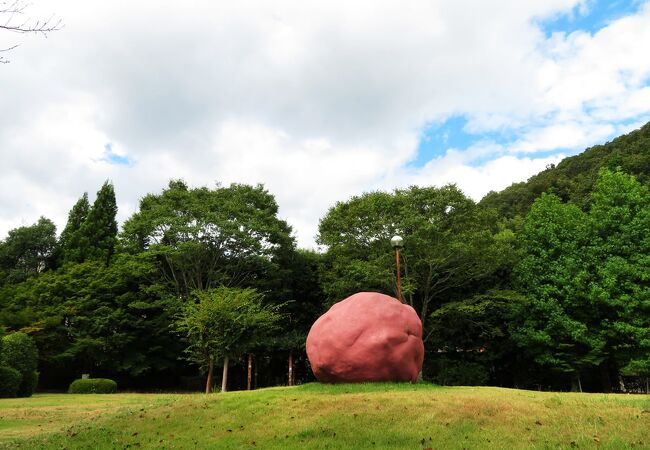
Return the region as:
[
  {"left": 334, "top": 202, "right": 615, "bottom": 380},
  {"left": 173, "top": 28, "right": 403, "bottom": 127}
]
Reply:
[{"left": 1, "top": 0, "right": 650, "bottom": 249}]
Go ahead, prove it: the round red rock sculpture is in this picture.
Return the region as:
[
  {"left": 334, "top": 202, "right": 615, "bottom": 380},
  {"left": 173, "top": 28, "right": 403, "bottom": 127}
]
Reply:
[{"left": 306, "top": 292, "right": 424, "bottom": 383}]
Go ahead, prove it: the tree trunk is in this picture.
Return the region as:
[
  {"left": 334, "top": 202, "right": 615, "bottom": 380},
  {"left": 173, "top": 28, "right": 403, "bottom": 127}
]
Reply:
[
  {"left": 255, "top": 357, "right": 259, "bottom": 389},
  {"left": 618, "top": 375, "right": 627, "bottom": 393},
  {"left": 205, "top": 356, "right": 214, "bottom": 394},
  {"left": 288, "top": 351, "right": 294, "bottom": 386},
  {"left": 571, "top": 374, "right": 582, "bottom": 392},
  {"left": 221, "top": 356, "right": 229, "bottom": 393},
  {"left": 247, "top": 353, "right": 253, "bottom": 390},
  {"left": 646, "top": 377, "right": 649, "bottom": 394}
]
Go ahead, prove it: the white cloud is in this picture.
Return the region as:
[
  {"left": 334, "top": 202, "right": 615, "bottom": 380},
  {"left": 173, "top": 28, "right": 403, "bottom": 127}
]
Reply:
[
  {"left": 409, "top": 153, "right": 566, "bottom": 201},
  {"left": 1, "top": 0, "right": 650, "bottom": 248},
  {"left": 509, "top": 122, "right": 615, "bottom": 153}
]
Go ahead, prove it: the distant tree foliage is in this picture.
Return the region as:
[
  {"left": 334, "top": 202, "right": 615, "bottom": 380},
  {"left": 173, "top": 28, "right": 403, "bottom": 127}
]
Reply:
[
  {"left": 481, "top": 121, "right": 650, "bottom": 218},
  {"left": 0, "top": 217, "right": 57, "bottom": 285}
]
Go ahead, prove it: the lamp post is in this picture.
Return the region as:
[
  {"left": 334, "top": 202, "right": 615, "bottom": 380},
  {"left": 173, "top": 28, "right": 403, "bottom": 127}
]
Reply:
[{"left": 391, "top": 235, "right": 403, "bottom": 302}]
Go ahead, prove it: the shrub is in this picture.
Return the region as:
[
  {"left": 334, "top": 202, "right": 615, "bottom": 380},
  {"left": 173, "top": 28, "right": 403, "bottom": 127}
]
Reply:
[
  {"left": 0, "top": 366, "right": 21, "bottom": 398},
  {"left": 2, "top": 332, "right": 39, "bottom": 397},
  {"left": 68, "top": 378, "right": 117, "bottom": 394},
  {"left": 2, "top": 332, "right": 38, "bottom": 373},
  {"left": 18, "top": 371, "right": 39, "bottom": 397}
]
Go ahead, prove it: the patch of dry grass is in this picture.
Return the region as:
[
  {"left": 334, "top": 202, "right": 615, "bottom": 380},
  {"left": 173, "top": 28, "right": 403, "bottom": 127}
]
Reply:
[{"left": 0, "top": 393, "right": 179, "bottom": 442}]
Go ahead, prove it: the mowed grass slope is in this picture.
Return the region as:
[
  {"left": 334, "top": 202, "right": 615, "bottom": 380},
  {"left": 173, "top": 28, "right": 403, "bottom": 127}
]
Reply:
[{"left": 1, "top": 383, "right": 649, "bottom": 449}]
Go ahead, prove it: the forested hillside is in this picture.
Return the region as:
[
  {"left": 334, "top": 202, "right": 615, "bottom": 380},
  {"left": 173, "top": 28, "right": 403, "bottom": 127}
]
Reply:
[
  {"left": 1, "top": 123, "right": 649, "bottom": 396},
  {"left": 481, "top": 121, "right": 650, "bottom": 217}
]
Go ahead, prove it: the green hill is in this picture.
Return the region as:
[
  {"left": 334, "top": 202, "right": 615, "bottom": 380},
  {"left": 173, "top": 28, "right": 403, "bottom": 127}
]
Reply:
[
  {"left": 1, "top": 384, "right": 649, "bottom": 449},
  {"left": 480, "top": 121, "right": 650, "bottom": 217}
]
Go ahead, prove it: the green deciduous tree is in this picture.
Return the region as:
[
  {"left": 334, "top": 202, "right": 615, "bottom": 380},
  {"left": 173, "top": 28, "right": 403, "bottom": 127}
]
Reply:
[
  {"left": 122, "top": 181, "right": 294, "bottom": 297},
  {"left": 0, "top": 217, "right": 57, "bottom": 285},
  {"left": 318, "top": 185, "right": 515, "bottom": 334},
  {"left": 514, "top": 169, "right": 650, "bottom": 390},
  {"left": 175, "top": 287, "right": 283, "bottom": 393},
  {"left": 587, "top": 169, "right": 650, "bottom": 389},
  {"left": 513, "top": 192, "right": 600, "bottom": 387}
]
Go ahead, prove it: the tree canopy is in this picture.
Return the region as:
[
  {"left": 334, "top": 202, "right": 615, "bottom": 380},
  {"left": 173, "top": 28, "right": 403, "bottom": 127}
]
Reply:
[
  {"left": 318, "top": 185, "right": 515, "bottom": 332},
  {"left": 122, "top": 180, "right": 294, "bottom": 296},
  {"left": 0, "top": 217, "right": 57, "bottom": 285}
]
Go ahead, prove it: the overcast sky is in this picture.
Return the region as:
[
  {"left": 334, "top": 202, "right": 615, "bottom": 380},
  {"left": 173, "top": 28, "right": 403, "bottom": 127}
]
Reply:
[{"left": 2, "top": 0, "right": 650, "bottom": 248}]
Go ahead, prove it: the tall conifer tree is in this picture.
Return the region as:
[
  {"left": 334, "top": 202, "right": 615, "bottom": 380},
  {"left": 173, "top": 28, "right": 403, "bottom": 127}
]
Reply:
[
  {"left": 60, "top": 193, "right": 90, "bottom": 263},
  {"left": 79, "top": 181, "right": 118, "bottom": 264}
]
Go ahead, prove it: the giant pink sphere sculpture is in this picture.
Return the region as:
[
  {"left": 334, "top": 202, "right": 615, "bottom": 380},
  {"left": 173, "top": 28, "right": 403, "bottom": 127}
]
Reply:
[{"left": 306, "top": 292, "right": 424, "bottom": 383}]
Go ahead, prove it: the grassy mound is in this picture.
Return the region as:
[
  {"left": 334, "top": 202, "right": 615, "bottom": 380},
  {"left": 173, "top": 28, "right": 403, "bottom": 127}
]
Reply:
[{"left": 1, "top": 383, "right": 648, "bottom": 449}]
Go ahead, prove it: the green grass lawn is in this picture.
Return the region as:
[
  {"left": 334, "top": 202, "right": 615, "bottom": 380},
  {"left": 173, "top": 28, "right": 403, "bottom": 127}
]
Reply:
[{"left": 1, "top": 383, "right": 649, "bottom": 449}]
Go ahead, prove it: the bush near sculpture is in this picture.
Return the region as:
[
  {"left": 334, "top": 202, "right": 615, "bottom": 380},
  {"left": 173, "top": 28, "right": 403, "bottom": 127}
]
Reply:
[{"left": 68, "top": 378, "right": 118, "bottom": 394}]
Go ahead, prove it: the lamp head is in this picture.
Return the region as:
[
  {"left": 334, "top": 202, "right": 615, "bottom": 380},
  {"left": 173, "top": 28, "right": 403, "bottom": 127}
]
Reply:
[{"left": 390, "top": 235, "right": 403, "bottom": 249}]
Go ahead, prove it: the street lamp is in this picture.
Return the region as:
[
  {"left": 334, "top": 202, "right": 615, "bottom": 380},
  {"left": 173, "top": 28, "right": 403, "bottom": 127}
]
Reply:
[{"left": 391, "top": 235, "right": 403, "bottom": 302}]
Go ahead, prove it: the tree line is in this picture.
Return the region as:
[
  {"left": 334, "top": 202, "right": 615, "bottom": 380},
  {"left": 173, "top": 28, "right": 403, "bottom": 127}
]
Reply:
[
  {"left": 1, "top": 124, "right": 650, "bottom": 393},
  {"left": 0, "top": 180, "right": 321, "bottom": 393}
]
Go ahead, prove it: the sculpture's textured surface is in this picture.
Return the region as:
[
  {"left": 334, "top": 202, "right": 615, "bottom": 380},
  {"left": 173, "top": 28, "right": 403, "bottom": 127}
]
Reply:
[{"left": 306, "top": 292, "right": 424, "bottom": 383}]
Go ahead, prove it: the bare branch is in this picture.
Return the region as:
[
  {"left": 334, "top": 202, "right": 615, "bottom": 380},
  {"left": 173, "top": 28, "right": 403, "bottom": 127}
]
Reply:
[
  {"left": 0, "top": 43, "right": 19, "bottom": 51},
  {"left": 0, "top": 43, "right": 17, "bottom": 63},
  {"left": 0, "top": 1, "right": 62, "bottom": 62}
]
